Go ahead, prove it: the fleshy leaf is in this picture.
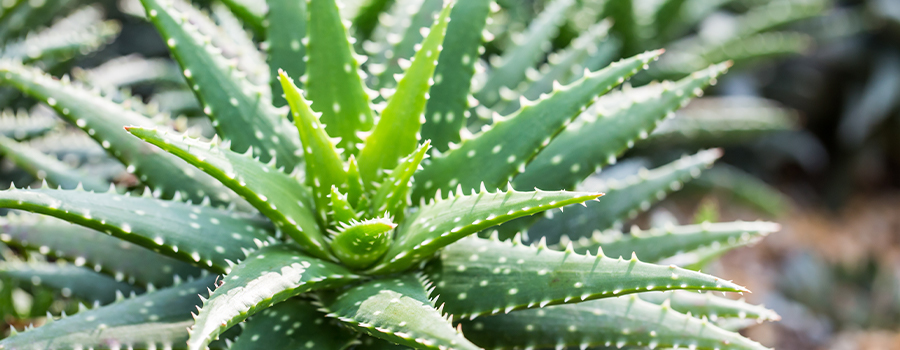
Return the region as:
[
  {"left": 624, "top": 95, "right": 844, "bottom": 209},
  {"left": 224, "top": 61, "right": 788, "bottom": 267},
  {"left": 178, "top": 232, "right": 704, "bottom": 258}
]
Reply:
[
  {"left": 0, "top": 0, "right": 76, "bottom": 43},
  {"left": 0, "top": 60, "right": 239, "bottom": 206},
  {"left": 426, "top": 235, "right": 749, "bottom": 318},
  {"left": 0, "top": 107, "right": 59, "bottom": 141},
  {"left": 330, "top": 217, "right": 396, "bottom": 269},
  {"left": 0, "top": 277, "right": 216, "bottom": 349},
  {"left": 420, "top": 0, "right": 492, "bottom": 153},
  {"left": 474, "top": 0, "right": 575, "bottom": 108},
  {"left": 1, "top": 6, "right": 119, "bottom": 64},
  {"left": 413, "top": 50, "right": 663, "bottom": 202},
  {"left": 357, "top": 2, "right": 452, "bottom": 187},
  {"left": 321, "top": 273, "right": 480, "bottom": 350},
  {"left": 330, "top": 185, "right": 360, "bottom": 223},
  {"left": 0, "top": 188, "right": 274, "bottom": 274},
  {"left": 126, "top": 127, "right": 333, "bottom": 261},
  {"left": 459, "top": 295, "right": 768, "bottom": 350},
  {"left": 347, "top": 155, "right": 366, "bottom": 208},
  {"left": 638, "top": 291, "right": 781, "bottom": 323},
  {"left": 187, "top": 245, "right": 359, "bottom": 350},
  {"left": 0, "top": 261, "right": 141, "bottom": 305},
  {"left": 528, "top": 149, "right": 721, "bottom": 244},
  {"left": 639, "top": 96, "right": 796, "bottom": 150},
  {"left": 0, "top": 134, "right": 108, "bottom": 192},
  {"left": 602, "top": 0, "right": 639, "bottom": 55},
  {"left": 496, "top": 20, "right": 613, "bottom": 116},
  {"left": 72, "top": 55, "right": 186, "bottom": 90},
  {"left": 686, "top": 164, "right": 792, "bottom": 217},
  {"left": 218, "top": 0, "right": 267, "bottom": 36},
  {"left": 229, "top": 297, "right": 357, "bottom": 350},
  {"left": 367, "top": 0, "right": 444, "bottom": 89},
  {"left": 569, "top": 221, "right": 780, "bottom": 262},
  {"left": 370, "top": 140, "right": 430, "bottom": 221},
  {"left": 265, "top": 0, "right": 306, "bottom": 107},
  {"left": 305, "top": 0, "right": 375, "bottom": 156},
  {"left": 368, "top": 187, "right": 603, "bottom": 275},
  {"left": 280, "top": 71, "right": 348, "bottom": 216},
  {"left": 0, "top": 212, "right": 204, "bottom": 288},
  {"left": 515, "top": 63, "right": 730, "bottom": 191},
  {"left": 140, "top": 0, "right": 301, "bottom": 170}
]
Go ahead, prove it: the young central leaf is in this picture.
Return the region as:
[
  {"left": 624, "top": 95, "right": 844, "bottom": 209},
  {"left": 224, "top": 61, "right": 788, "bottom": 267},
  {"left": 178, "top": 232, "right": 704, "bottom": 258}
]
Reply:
[{"left": 331, "top": 217, "right": 396, "bottom": 269}]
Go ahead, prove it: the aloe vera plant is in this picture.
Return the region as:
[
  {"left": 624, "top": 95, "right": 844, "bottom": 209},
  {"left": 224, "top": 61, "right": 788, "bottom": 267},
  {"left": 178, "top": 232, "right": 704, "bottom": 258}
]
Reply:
[{"left": 0, "top": 0, "right": 786, "bottom": 349}]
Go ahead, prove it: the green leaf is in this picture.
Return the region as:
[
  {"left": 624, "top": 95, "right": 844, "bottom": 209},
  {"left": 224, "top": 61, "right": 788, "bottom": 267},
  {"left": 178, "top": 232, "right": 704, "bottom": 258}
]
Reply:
[
  {"left": 351, "top": 0, "right": 394, "bottom": 42},
  {"left": 0, "top": 60, "right": 239, "bottom": 206},
  {"left": 126, "top": 127, "right": 333, "bottom": 261},
  {"left": 140, "top": 0, "right": 301, "bottom": 170},
  {"left": 321, "top": 273, "right": 480, "bottom": 350},
  {"left": 355, "top": 336, "right": 415, "bottom": 349},
  {"left": 331, "top": 217, "right": 396, "bottom": 269},
  {"left": 602, "top": 0, "right": 640, "bottom": 55},
  {"left": 413, "top": 50, "right": 663, "bottom": 202},
  {"left": 495, "top": 20, "right": 612, "bottom": 116},
  {"left": 0, "top": 0, "right": 77, "bottom": 43},
  {"left": 370, "top": 140, "right": 429, "bottom": 221},
  {"left": 528, "top": 149, "right": 721, "bottom": 244},
  {"left": 0, "top": 277, "right": 216, "bottom": 350},
  {"left": 0, "top": 212, "right": 203, "bottom": 288},
  {"left": 734, "top": 0, "right": 827, "bottom": 37},
  {"left": 0, "top": 261, "right": 141, "bottom": 305},
  {"left": 515, "top": 62, "right": 731, "bottom": 192},
  {"left": 280, "top": 71, "right": 348, "bottom": 216},
  {"left": 638, "top": 291, "right": 781, "bottom": 323},
  {"left": 426, "top": 235, "right": 749, "bottom": 318},
  {"left": 474, "top": 0, "right": 575, "bottom": 109},
  {"left": 218, "top": 0, "right": 267, "bottom": 37},
  {"left": 0, "top": 107, "right": 59, "bottom": 141},
  {"left": 72, "top": 56, "right": 186, "bottom": 90},
  {"left": 347, "top": 155, "right": 366, "bottom": 208},
  {"left": 265, "top": 0, "right": 306, "bottom": 107},
  {"left": 229, "top": 297, "right": 357, "bottom": 350},
  {"left": 570, "top": 221, "right": 779, "bottom": 262},
  {"left": 419, "top": 0, "right": 491, "bottom": 153},
  {"left": 367, "top": 0, "right": 444, "bottom": 90},
  {"left": 0, "top": 135, "right": 108, "bottom": 192},
  {"left": 0, "top": 187, "right": 274, "bottom": 274},
  {"left": 369, "top": 187, "right": 602, "bottom": 275},
  {"left": 686, "top": 164, "right": 792, "bottom": 217},
  {"left": 187, "top": 244, "right": 359, "bottom": 350},
  {"left": 459, "top": 295, "right": 768, "bottom": 350},
  {"left": 656, "top": 32, "right": 813, "bottom": 76},
  {"left": 639, "top": 96, "right": 796, "bottom": 150},
  {"left": 357, "top": 2, "right": 452, "bottom": 187},
  {"left": 331, "top": 185, "right": 360, "bottom": 223},
  {"left": 306, "top": 0, "right": 376, "bottom": 156},
  {"left": 209, "top": 2, "right": 271, "bottom": 90},
  {"left": 1, "top": 7, "right": 120, "bottom": 64}
]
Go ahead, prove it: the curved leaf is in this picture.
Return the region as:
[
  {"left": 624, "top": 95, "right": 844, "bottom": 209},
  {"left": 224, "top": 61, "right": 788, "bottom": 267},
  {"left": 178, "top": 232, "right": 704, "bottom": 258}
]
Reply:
[
  {"left": 140, "top": 0, "right": 300, "bottom": 170},
  {"left": 0, "top": 277, "right": 216, "bottom": 350},
  {"left": 369, "top": 187, "right": 602, "bottom": 275},
  {"left": 0, "top": 107, "right": 59, "bottom": 141},
  {"left": 321, "top": 273, "right": 480, "bottom": 350},
  {"left": 0, "top": 135, "right": 108, "bottom": 192},
  {"left": 426, "top": 235, "right": 748, "bottom": 318},
  {"left": 229, "top": 297, "right": 357, "bottom": 350},
  {"left": 0, "top": 60, "right": 239, "bottom": 206},
  {"left": 357, "top": 2, "right": 452, "bottom": 186},
  {"left": 370, "top": 140, "right": 430, "bottom": 221},
  {"left": 0, "top": 188, "right": 274, "bottom": 274},
  {"left": 0, "top": 212, "right": 204, "bottom": 287},
  {"left": 265, "top": 0, "right": 306, "bottom": 107},
  {"left": 188, "top": 244, "right": 359, "bottom": 350},
  {"left": 460, "top": 295, "right": 768, "bottom": 350},
  {"left": 515, "top": 63, "right": 730, "bottom": 192},
  {"left": 306, "top": 0, "right": 376, "bottom": 156},
  {"left": 570, "top": 221, "right": 780, "bottom": 262},
  {"left": 413, "top": 50, "right": 663, "bottom": 202},
  {"left": 127, "top": 127, "right": 333, "bottom": 261},
  {"left": 528, "top": 149, "right": 721, "bottom": 244},
  {"left": 638, "top": 291, "right": 781, "bottom": 322},
  {"left": 420, "top": 0, "right": 492, "bottom": 153},
  {"left": 0, "top": 261, "right": 141, "bottom": 305}
]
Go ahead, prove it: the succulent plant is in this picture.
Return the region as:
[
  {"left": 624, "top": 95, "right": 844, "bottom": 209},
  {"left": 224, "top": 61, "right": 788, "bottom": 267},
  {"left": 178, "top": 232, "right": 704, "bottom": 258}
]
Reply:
[{"left": 0, "top": 0, "right": 788, "bottom": 349}]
